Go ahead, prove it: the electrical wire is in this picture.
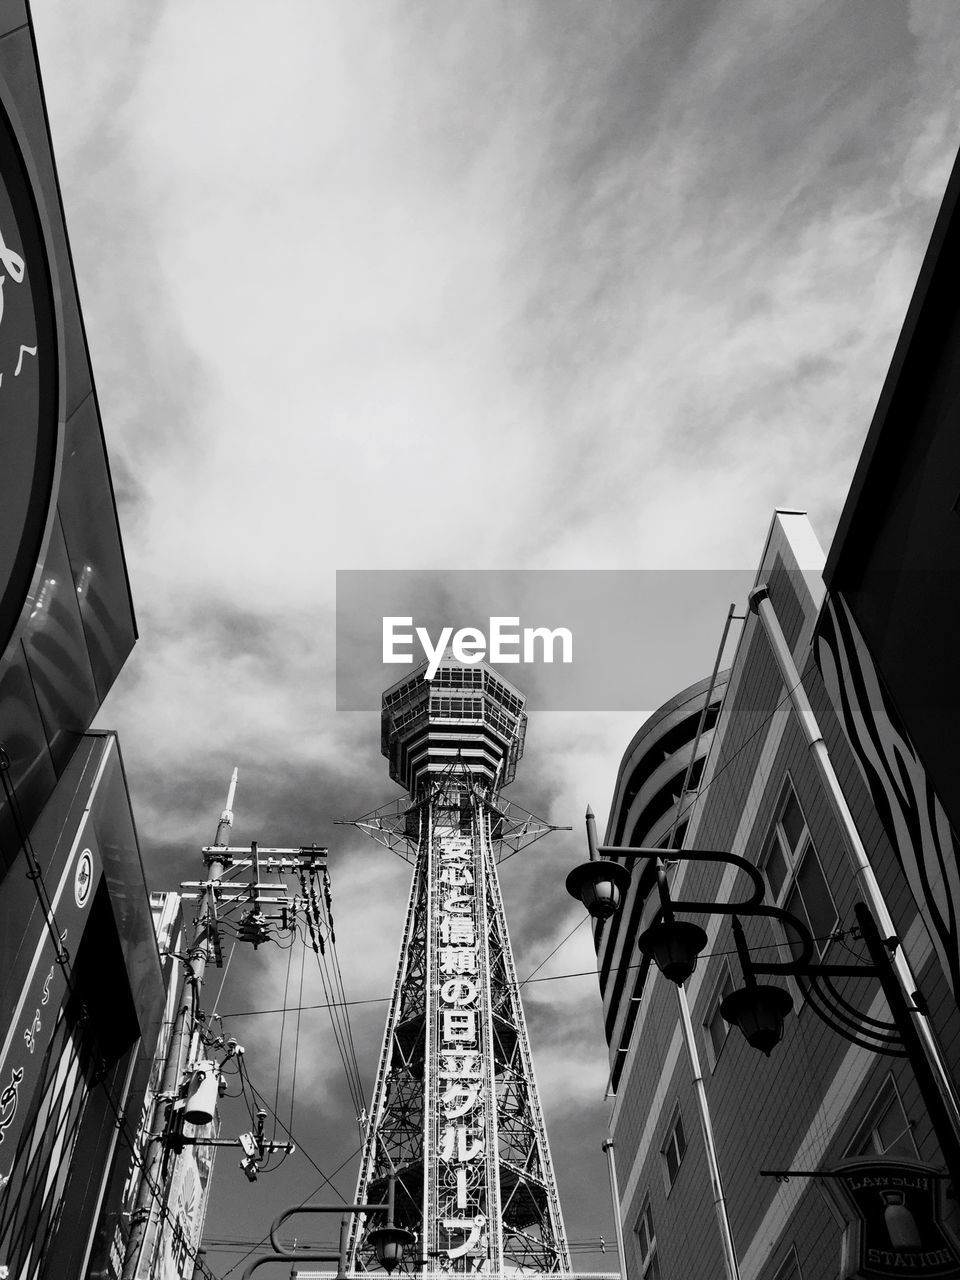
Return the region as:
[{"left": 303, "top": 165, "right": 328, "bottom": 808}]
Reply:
[
  {"left": 302, "top": 876, "right": 367, "bottom": 1124},
  {"left": 290, "top": 932, "right": 307, "bottom": 1133},
  {"left": 519, "top": 916, "right": 587, "bottom": 990},
  {"left": 236, "top": 1055, "right": 351, "bottom": 1196},
  {"left": 324, "top": 867, "right": 366, "bottom": 1113},
  {"left": 326, "top": 929, "right": 366, "bottom": 1113},
  {"left": 218, "top": 925, "right": 850, "bottom": 1019},
  {"left": 219, "top": 1145, "right": 362, "bottom": 1279},
  {"left": 210, "top": 942, "right": 237, "bottom": 1019},
  {"left": 666, "top": 664, "right": 819, "bottom": 843},
  {"left": 272, "top": 931, "right": 296, "bottom": 1143},
  {"left": 314, "top": 940, "right": 366, "bottom": 1120}
]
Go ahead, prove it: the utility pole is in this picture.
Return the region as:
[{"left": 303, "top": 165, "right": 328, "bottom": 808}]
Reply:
[
  {"left": 121, "top": 772, "right": 329, "bottom": 1280},
  {"left": 121, "top": 771, "right": 238, "bottom": 1280}
]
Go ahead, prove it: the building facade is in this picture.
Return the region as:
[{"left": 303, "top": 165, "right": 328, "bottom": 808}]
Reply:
[
  {"left": 0, "top": 8, "right": 169, "bottom": 1278},
  {"left": 0, "top": 2, "right": 136, "bottom": 864},
  {"left": 817, "top": 143, "right": 960, "bottom": 1011},
  {"left": 599, "top": 672, "right": 727, "bottom": 1097},
  {"left": 598, "top": 512, "right": 960, "bottom": 1280},
  {"left": 0, "top": 732, "right": 166, "bottom": 1279}
]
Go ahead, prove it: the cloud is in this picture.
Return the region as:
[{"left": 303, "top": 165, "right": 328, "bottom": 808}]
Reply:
[{"left": 27, "top": 0, "right": 960, "bottom": 1265}]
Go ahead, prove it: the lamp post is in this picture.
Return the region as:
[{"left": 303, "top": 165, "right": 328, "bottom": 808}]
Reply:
[
  {"left": 566, "top": 823, "right": 960, "bottom": 1197},
  {"left": 240, "top": 1171, "right": 415, "bottom": 1280},
  {"left": 601, "top": 1137, "right": 627, "bottom": 1280},
  {"left": 571, "top": 817, "right": 774, "bottom": 1280}
]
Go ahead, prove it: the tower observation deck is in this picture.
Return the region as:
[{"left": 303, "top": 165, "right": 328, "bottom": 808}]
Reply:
[{"left": 347, "top": 655, "right": 571, "bottom": 1275}]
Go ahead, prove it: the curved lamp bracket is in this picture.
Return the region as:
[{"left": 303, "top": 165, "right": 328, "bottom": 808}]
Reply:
[{"left": 597, "top": 844, "right": 766, "bottom": 914}]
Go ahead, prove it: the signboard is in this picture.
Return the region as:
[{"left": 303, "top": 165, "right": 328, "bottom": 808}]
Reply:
[
  {"left": 433, "top": 828, "right": 490, "bottom": 1264},
  {"left": 0, "top": 94, "right": 59, "bottom": 657},
  {"left": 157, "top": 1133, "right": 217, "bottom": 1280},
  {"left": 0, "top": 836, "right": 101, "bottom": 1194},
  {"left": 826, "top": 1158, "right": 960, "bottom": 1280}
]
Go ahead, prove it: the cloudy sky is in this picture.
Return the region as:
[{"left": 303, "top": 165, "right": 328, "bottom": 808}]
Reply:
[{"left": 29, "top": 0, "right": 960, "bottom": 1273}]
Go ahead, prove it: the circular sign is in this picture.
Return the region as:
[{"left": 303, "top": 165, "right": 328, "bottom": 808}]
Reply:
[
  {"left": 74, "top": 848, "right": 93, "bottom": 908},
  {"left": 0, "top": 95, "right": 59, "bottom": 657}
]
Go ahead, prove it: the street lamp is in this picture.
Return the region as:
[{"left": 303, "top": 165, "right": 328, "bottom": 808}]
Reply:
[
  {"left": 240, "top": 1170, "right": 415, "bottom": 1279},
  {"left": 366, "top": 1225, "right": 412, "bottom": 1274},
  {"left": 637, "top": 919, "right": 708, "bottom": 985},
  {"left": 365, "top": 1168, "right": 416, "bottom": 1274},
  {"left": 564, "top": 857, "right": 631, "bottom": 921},
  {"left": 565, "top": 813, "right": 960, "bottom": 1194}
]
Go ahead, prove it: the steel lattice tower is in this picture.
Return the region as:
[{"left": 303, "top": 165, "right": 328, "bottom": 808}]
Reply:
[{"left": 349, "top": 656, "right": 570, "bottom": 1275}]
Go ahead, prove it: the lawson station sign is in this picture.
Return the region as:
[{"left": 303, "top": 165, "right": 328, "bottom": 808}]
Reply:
[{"left": 825, "top": 1158, "right": 960, "bottom": 1279}]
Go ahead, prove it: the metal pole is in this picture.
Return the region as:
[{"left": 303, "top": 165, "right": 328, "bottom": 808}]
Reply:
[
  {"left": 586, "top": 804, "right": 600, "bottom": 861},
  {"left": 601, "top": 1138, "right": 627, "bottom": 1279},
  {"left": 336, "top": 1214, "right": 350, "bottom": 1279},
  {"left": 749, "top": 587, "right": 960, "bottom": 1155},
  {"left": 855, "top": 903, "right": 960, "bottom": 1193},
  {"left": 121, "top": 770, "right": 237, "bottom": 1280},
  {"left": 675, "top": 984, "right": 742, "bottom": 1280},
  {"left": 667, "top": 601, "right": 742, "bottom": 1280}
]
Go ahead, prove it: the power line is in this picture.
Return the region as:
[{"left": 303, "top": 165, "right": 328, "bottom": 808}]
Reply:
[
  {"left": 218, "top": 926, "right": 847, "bottom": 1019},
  {"left": 219, "top": 1146, "right": 362, "bottom": 1279},
  {"left": 237, "top": 1056, "right": 353, "bottom": 1199}
]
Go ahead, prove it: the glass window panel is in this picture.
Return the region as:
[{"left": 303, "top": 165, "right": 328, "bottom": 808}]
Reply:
[
  {"left": 675, "top": 1113, "right": 686, "bottom": 1160},
  {"left": 780, "top": 792, "right": 805, "bottom": 855},
  {"left": 644, "top": 1253, "right": 661, "bottom": 1280},
  {"left": 708, "top": 1004, "right": 727, "bottom": 1060},
  {"left": 707, "top": 970, "right": 735, "bottom": 1061},
  {"left": 0, "top": 639, "right": 58, "bottom": 870},
  {"left": 20, "top": 516, "right": 100, "bottom": 772},
  {"left": 772, "top": 1251, "right": 801, "bottom": 1280},
  {"left": 874, "top": 1093, "right": 918, "bottom": 1158},
  {"left": 56, "top": 397, "right": 135, "bottom": 701},
  {"left": 785, "top": 882, "right": 812, "bottom": 961},
  {"left": 795, "top": 845, "right": 837, "bottom": 945},
  {"left": 636, "top": 1206, "right": 651, "bottom": 1257},
  {"left": 764, "top": 835, "right": 789, "bottom": 900}
]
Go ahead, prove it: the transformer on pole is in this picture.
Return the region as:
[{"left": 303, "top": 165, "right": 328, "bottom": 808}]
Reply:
[{"left": 348, "top": 655, "right": 571, "bottom": 1275}]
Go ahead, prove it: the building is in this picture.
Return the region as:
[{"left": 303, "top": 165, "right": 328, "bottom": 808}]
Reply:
[
  {"left": 109, "top": 893, "right": 219, "bottom": 1280},
  {"left": 0, "top": 731, "right": 166, "bottom": 1279},
  {"left": 336, "top": 658, "right": 574, "bottom": 1275},
  {"left": 0, "top": 4, "right": 136, "bottom": 862},
  {"left": 594, "top": 512, "right": 960, "bottom": 1280},
  {"left": 0, "top": 8, "right": 169, "bottom": 1278},
  {"left": 599, "top": 672, "right": 728, "bottom": 1096},
  {"left": 817, "top": 141, "right": 960, "bottom": 1009}
]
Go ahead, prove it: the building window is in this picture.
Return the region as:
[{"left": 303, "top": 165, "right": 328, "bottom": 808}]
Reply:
[
  {"left": 762, "top": 781, "right": 838, "bottom": 958},
  {"left": 704, "top": 962, "right": 735, "bottom": 1069},
  {"left": 662, "top": 1106, "right": 687, "bottom": 1190},
  {"left": 635, "top": 1198, "right": 660, "bottom": 1279},
  {"left": 848, "top": 1076, "right": 919, "bottom": 1160},
  {"left": 771, "top": 1246, "right": 801, "bottom": 1280}
]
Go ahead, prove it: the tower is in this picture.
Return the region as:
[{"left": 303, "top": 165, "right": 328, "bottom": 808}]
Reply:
[{"left": 350, "top": 656, "right": 570, "bottom": 1275}]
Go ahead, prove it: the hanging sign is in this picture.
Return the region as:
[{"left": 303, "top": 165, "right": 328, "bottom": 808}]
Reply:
[{"left": 825, "top": 1158, "right": 960, "bottom": 1280}]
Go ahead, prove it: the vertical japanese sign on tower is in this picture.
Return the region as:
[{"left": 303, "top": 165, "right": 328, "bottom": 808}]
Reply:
[{"left": 348, "top": 654, "right": 570, "bottom": 1274}]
